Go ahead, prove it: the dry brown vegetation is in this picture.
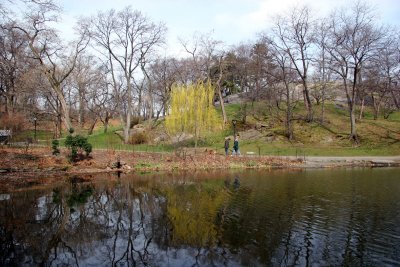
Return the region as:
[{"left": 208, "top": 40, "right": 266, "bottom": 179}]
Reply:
[{"left": 0, "top": 147, "right": 303, "bottom": 191}]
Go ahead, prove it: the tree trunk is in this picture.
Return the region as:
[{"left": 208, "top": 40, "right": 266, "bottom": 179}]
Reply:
[
  {"left": 350, "top": 106, "right": 358, "bottom": 142},
  {"left": 320, "top": 46, "right": 327, "bottom": 124},
  {"left": 52, "top": 84, "right": 73, "bottom": 133},
  {"left": 6, "top": 95, "right": 13, "bottom": 115},
  {"left": 390, "top": 89, "right": 400, "bottom": 109},
  {"left": 217, "top": 89, "right": 227, "bottom": 125},
  {"left": 215, "top": 56, "right": 227, "bottom": 125},
  {"left": 103, "top": 112, "right": 109, "bottom": 133},
  {"left": 121, "top": 70, "right": 134, "bottom": 143},
  {"left": 123, "top": 123, "right": 130, "bottom": 144},
  {"left": 0, "top": 95, "right": 4, "bottom": 114},
  {"left": 88, "top": 118, "right": 97, "bottom": 135},
  {"left": 372, "top": 94, "right": 378, "bottom": 120},
  {"left": 321, "top": 82, "right": 326, "bottom": 124},
  {"left": 241, "top": 103, "right": 247, "bottom": 124},
  {"left": 285, "top": 84, "right": 293, "bottom": 140},
  {"left": 303, "top": 83, "right": 313, "bottom": 122},
  {"left": 348, "top": 66, "right": 359, "bottom": 143},
  {"left": 194, "top": 126, "right": 199, "bottom": 148},
  {"left": 358, "top": 97, "right": 365, "bottom": 120},
  {"left": 59, "top": 96, "right": 73, "bottom": 132},
  {"left": 124, "top": 109, "right": 131, "bottom": 144},
  {"left": 162, "top": 99, "right": 167, "bottom": 117},
  {"left": 78, "top": 85, "right": 85, "bottom": 128},
  {"left": 123, "top": 82, "right": 132, "bottom": 144},
  {"left": 148, "top": 82, "right": 154, "bottom": 119},
  {"left": 137, "top": 86, "right": 142, "bottom": 122}
]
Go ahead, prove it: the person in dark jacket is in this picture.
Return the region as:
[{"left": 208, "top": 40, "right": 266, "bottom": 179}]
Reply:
[
  {"left": 232, "top": 135, "right": 240, "bottom": 156},
  {"left": 224, "top": 138, "right": 230, "bottom": 156}
]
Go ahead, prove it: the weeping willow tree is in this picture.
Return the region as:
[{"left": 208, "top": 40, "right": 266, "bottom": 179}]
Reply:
[{"left": 165, "top": 81, "right": 221, "bottom": 147}]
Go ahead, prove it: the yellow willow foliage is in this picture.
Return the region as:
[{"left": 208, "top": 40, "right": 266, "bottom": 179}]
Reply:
[{"left": 165, "top": 81, "right": 221, "bottom": 139}]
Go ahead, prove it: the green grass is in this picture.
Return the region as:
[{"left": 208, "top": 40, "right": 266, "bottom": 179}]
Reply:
[
  {"left": 10, "top": 100, "right": 400, "bottom": 157},
  {"left": 386, "top": 112, "right": 400, "bottom": 122},
  {"left": 86, "top": 129, "right": 173, "bottom": 152},
  {"left": 212, "top": 101, "right": 400, "bottom": 156},
  {"left": 223, "top": 103, "right": 242, "bottom": 119},
  {"left": 11, "top": 129, "right": 53, "bottom": 142},
  {"left": 237, "top": 142, "right": 400, "bottom": 156}
]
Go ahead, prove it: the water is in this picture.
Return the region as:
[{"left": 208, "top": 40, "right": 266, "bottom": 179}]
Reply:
[{"left": 1, "top": 168, "right": 400, "bottom": 266}]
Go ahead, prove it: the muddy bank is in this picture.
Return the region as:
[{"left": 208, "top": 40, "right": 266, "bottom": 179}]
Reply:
[
  {"left": 1, "top": 148, "right": 399, "bottom": 191},
  {"left": 0, "top": 147, "right": 300, "bottom": 191},
  {"left": 0, "top": 147, "right": 302, "bottom": 173}
]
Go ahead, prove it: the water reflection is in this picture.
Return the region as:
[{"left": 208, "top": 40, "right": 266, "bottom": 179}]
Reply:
[{"left": 1, "top": 169, "right": 400, "bottom": 266}]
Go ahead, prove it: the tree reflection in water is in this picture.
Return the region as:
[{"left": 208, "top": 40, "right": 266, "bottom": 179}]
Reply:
[{"left": 0, "top": 169, "right": 400, "bottom": 266}]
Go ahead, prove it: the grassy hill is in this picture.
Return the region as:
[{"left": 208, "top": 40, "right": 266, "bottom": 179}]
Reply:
[
  {"left": 215, "top": 101, "right": 400, "bottom": 156},
  {"left": 11, "top": 101, "right": 400, "bottom": 156}
]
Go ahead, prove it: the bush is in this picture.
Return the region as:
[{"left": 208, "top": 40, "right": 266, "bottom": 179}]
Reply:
[
  {"left": 129, "top": 131, "right": 148, "bottom": 144},
  {"left": 65, "top": 134, "right": 93, "bottom": 162},
  {"left": 82, "top": 142, "right": 92, "bottom": 156},
  {"left": 52, "top": 139, "right": 60, "bottom": 155}
]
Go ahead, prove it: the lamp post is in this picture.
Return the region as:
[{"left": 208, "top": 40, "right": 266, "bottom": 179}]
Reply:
[
  {"left": 33, "top": 117, "right": 37, "bottom": 141},
  {"left": 232, "top": 119, "right": 237, "bottom": 138}
]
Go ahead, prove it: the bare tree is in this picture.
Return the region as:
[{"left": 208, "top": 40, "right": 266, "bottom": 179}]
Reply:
[
  {"left": 69, "top": 54, "right": 100, "bottom": 129},
  {"left": 248, "top": 42, "right": 274, "bottom": 104},
  {"left": 199, "top": 34, "right": 228, "bottom": 125},
  {"left": 265, "top": 37, "right": 297, "bottom": 140},
  {"left": 86, "top": 7, "right": 166, "bottom": 143},
  {"left": 214, "top": 54, "right": 228, "bottom": 124},
  {"left": 12, "top": 1, "right": 89, "bottom": 132},
  {"left": 149, "top": 57, "right": 179, "bottom": 118},
  {"left": 85, "top": 68, "right": 115, "bottom": 134},
  {"left": 0, "top": 23, "right": 29, "bottom": 114},
  {"left": 179, "top": 33, "right": 231, "bottom": 124},
  {"left": 178, "top": 33, "right": 203, "bottom": 82},
  {"left": 312, "top": 19, "right": 332, "bottom": 123},
  {"left": 225, "top": 43, "right": 254, "bottom": 124},
  {"left": 363, "top": 32, "right": 399, "bottom": 119},
  {"left": 325, "top": 1, "right": 384, "bottom": 142},
  {"left": 271, "top": 6, "right": 315, "bottom": 122}
]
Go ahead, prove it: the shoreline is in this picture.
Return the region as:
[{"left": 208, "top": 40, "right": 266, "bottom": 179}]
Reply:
[
  {"left": 287, "top": 156, "right": 400, "bottom": 168},
  {"left": 1, "top": 148, "right": 400, "bottom": 192}
]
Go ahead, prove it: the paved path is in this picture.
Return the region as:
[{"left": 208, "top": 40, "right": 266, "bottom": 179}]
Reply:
[{"left": 284, "top": 156, "right": 400, "bottom": 168}]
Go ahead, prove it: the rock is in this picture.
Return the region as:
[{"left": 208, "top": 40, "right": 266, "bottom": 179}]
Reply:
[
  {"left": 130, "top": 125, "right": 146, "bottom": 136},
  {"left": 322, "top": 137, "right": 334, "bottom": 143},
  {"left": 239, "top": 129, "right": 264, "bottom": 141},
  {"left": 215, "top": 92, "right": 247, "bottom": 105},
  {"left": 110, "top": 160, "right": 128, "bottom": 169},
  {"left": 171, "top": 133, "right": 194, "bottom": 143},
  {"left": 123, "top": 165, "right": 132, "bottom": 170},
  {"left": 153, "top": 133, "right": 169, "bottom": 143},
  {"left": 256, "top": 122, "right": 270, "bottom": 130}
]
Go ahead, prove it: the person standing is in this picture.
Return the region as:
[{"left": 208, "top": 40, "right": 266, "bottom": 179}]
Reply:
[
  {"left": 224, "top": 137, "right": 230, "bottom": 156},
  {"left": 232, "top": 135, "right": 240, "bottom": 156}
]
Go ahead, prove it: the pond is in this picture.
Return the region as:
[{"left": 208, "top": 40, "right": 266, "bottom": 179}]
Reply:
[{"left": 1, "top": 168, "right": 400, "bottom": 266}]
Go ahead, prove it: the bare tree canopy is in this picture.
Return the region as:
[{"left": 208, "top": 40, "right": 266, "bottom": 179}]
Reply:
[
  {"left": 270, "top": 6, "right": 315, "bottom": 122},
  {"left": 84, "top": 6, "right": 166, "bottom": 143},
  {"left": 1, "top": 0, "right": 399, "bottom": 144},
  {"left": 325, "top": 1, "right": 385, "bottom": 142}
]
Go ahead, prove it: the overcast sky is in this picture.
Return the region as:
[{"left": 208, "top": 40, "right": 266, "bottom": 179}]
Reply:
[{"left": 52, "top": 0, "right": 400, "bottom": 56}]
